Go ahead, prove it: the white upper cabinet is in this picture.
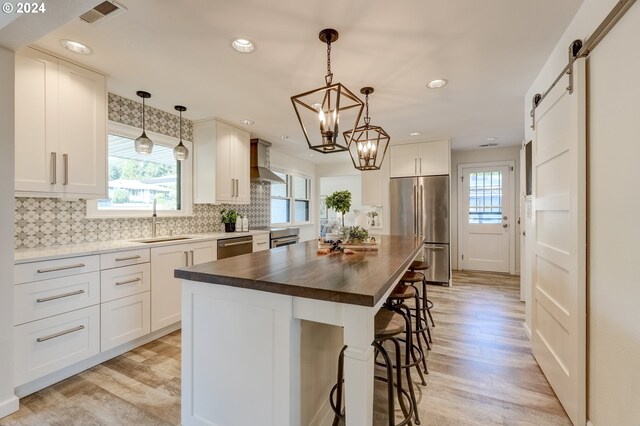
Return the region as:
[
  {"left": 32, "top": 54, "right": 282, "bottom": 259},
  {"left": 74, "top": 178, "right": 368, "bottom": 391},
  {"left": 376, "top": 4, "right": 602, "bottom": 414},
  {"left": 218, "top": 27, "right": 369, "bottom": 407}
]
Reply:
[
  {"left": 389, "top": 140, "right": 450, "bottom": 177},
  {"left": 15, "top": 47, "right": 107, "bottom": 198},
  {"left": 194, "top": 119, "right": 250, "bottom": 204},
  {"left": 361, "top": 157, "right": 389, "bottom": 206}
]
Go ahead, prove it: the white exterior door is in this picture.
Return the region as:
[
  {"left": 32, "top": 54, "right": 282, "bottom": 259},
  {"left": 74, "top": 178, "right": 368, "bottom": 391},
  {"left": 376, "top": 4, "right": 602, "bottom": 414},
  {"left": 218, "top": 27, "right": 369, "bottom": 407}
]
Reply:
[
  {"left": 460, "top": 164, "right": 513, "bottom": 272},
  {"left": 530, "top": 58, "right": 586, "bottom": 426}
]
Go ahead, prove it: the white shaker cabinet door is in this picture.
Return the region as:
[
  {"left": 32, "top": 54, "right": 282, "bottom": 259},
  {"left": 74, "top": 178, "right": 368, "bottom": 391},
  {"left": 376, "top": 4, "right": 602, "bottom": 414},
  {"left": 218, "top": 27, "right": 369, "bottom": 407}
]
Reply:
[
  {"left": 233, "top": 127, "right": 251, "bottom": 204},
  {"left": 57, "top": 59, "right": 107, "bottom": 197},
  {"left": 417, "top": 140, "right": 450, "bottom": 176},
  {"left": 150, "top": 245, "right": 188, "bottom": 332},
  {"left": 14, "top": 48, "right": 58, "bottom": 193},
  {"left": 215, "top": 121, "right": 235, "bottom": 203},
  {"left": 389, "top": 144, "right": 419, "bottom": 177},
  {"left": 101, "top": 292, "right": 151, "bottom": 352}
]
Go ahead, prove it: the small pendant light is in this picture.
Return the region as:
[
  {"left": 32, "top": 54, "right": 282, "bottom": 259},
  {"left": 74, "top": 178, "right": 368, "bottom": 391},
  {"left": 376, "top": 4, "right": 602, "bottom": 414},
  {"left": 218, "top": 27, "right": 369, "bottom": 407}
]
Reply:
[
  {"left": 173, "top": 105, "right": 189, "bottom": 161},
  {"left": 135, "top": 91, "right": 153, "bottom": 154},
  {"left": 343, "top": 87, "right": 390, "bottom": 171}
]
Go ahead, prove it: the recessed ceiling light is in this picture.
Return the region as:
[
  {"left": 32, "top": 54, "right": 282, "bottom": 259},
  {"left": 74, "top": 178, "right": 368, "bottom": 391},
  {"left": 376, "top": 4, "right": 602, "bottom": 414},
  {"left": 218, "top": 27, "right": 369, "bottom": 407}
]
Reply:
[
  {"left": 309, "top": 154, "right": 314, "bottom": 157},
  {"left": 231, "top": 38, "right": 255, "bottom": 53},
  {"left": 427, "top": 79, "right": 448, "bottom": 89},
  {"left": 240, "top": 119, "right": 254, "bottom": 125},
  {"left": 60, "top": 39, "right": 93, "bottom": 55},
  {"left": 281, "top": 136, "right": 289, "bottom": 140},
  {"left": 486, "top": 136, "right": 498, "bottom": 141},
  {"left": 409, "top": 132, "right": 422, "bottom": 136}
]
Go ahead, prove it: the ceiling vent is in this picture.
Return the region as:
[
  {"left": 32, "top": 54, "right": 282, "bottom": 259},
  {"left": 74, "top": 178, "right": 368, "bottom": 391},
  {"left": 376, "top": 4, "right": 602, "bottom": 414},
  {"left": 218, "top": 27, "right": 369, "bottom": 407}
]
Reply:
[{"left": 80, "top": 1, "right": 126, "bottom": 24}]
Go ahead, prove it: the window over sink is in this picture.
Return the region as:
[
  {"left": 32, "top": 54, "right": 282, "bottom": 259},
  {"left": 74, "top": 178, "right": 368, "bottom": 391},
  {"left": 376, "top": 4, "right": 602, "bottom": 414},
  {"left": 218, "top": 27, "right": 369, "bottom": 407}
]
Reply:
[
  {"left": 271, "top": 169, "right": 312, "bottom": 225},
  {"left": 86, "top": 122, "right": 192, "bottom": 218}
]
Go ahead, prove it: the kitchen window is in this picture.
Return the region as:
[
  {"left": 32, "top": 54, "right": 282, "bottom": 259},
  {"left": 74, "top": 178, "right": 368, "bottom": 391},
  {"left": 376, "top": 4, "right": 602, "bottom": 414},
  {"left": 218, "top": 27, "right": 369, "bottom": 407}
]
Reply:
[
  {"left": 87, "top": 122, "right": 192, "bottom": 218},
  {"left": 271, "top": 170, "right": 312, "bottom": 225}
]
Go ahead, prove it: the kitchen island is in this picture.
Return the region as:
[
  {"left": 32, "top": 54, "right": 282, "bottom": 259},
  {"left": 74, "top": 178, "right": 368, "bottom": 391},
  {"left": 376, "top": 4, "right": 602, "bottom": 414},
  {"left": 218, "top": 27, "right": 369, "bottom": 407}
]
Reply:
[{"left": 175, "top": 235, "right": 425, "bottom": 426}]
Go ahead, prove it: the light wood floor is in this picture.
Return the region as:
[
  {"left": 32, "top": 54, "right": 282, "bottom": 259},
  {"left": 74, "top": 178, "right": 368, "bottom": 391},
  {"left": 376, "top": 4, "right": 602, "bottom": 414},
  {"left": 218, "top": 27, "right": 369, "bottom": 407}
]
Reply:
[{"left": 1, "top": 271, "right": 571, "bottom": 426}]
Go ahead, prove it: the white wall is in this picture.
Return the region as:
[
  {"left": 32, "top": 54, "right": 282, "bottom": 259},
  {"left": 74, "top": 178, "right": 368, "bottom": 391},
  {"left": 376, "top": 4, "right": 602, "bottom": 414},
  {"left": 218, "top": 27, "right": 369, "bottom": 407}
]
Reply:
[
  {"left": 0, "top": 47, "right": 18, "bottom": 418},
  {"left": 450, "top": 146, "right": 521, "bottom": 272},
  {"left": 525, "top": 1, "right": 640, "bottom": 424},
  {"left": 320, "top": 175, "right": 362, "bottom": 219},
  {"left": 270, "top": 149, "right": 318, "bottom": 241}
]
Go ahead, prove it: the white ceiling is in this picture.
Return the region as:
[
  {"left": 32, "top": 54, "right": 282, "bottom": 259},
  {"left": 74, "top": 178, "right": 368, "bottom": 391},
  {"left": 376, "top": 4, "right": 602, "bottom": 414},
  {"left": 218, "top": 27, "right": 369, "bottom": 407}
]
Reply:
[{"left": 33, "top": 0, "right": 583, "bottom": 164}]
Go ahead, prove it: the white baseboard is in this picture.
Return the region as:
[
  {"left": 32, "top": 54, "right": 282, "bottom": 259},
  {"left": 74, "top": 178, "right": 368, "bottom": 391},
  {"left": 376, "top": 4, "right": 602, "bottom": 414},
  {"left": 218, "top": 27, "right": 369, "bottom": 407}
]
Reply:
[
  {"left": 0, "top": 395, "right": 19, "bottom": 419},
  {"left": 15, "top": 323, "right": 181, "bottom": 398},
  {"left": 523, "top": 321, "right": 532, "bottom": 340},
  {"left": 309, "top": 397, "right": 334, "bottom": 426}
]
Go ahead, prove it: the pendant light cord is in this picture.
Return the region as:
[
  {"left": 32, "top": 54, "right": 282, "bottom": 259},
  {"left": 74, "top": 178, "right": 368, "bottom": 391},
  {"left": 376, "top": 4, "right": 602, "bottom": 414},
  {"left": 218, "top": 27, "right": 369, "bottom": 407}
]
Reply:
[
  {"left": 326, "top": 41, "right": 331, "bottom": 76},
  {"left": 141, "top": 97, "right": 145, "bottom": 131},
  {"left": 179, "top": 110, "right": 183, "bottom": 142}
]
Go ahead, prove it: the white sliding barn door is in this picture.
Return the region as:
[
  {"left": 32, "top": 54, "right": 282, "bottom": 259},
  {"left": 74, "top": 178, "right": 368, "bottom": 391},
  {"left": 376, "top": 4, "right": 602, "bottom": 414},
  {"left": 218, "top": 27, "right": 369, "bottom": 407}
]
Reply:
[{"left": 531, "top": 58, "right": 586, "bottom": 425}]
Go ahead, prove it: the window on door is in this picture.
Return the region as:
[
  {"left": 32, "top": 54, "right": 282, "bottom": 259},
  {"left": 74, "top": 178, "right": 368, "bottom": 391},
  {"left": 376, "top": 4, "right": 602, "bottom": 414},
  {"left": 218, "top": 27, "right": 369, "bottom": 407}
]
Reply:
[{"left": 468, "top": 171, "right": 503, "bottom": 224}]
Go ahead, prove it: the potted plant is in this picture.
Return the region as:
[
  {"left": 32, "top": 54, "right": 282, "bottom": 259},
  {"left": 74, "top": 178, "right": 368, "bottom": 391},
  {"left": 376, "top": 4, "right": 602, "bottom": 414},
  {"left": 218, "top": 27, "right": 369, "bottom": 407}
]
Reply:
[
  {"left": 220, "top": 208, "right": 238, "bottom": 232},
  {"left": 346, "top": 226, "right": 369, "bottom": 244},
  {"left": 367, "top": 210, "right": 379, "bottom": 227},
  {"left": 325, "top": 190, "right": 352, "bottom": 227}
]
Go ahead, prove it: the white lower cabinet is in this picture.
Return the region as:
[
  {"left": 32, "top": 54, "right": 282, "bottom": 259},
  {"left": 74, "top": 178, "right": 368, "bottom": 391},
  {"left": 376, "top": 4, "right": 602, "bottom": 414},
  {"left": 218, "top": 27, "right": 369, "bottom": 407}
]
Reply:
[
  {"left": 150, "top": 241, "right": 216, "bottom": 332},
  {"left": 101, "top": 292, "right": 151, "bottom": 352},
  {"left": 253, "top": 233, "right": 270, "bottom": 252},
  {"left": 14, "top": 271, "right": 100, "bottom": 326},
  {"left": 14, "top": 305, "right": 100, "bottom": 386}
]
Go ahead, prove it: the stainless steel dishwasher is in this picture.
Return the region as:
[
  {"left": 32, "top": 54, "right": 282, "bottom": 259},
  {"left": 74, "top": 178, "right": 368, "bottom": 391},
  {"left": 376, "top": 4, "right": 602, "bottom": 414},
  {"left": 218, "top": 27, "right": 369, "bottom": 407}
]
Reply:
[{"left": 217, "top": 235, "right": 253, "bottom": 259}]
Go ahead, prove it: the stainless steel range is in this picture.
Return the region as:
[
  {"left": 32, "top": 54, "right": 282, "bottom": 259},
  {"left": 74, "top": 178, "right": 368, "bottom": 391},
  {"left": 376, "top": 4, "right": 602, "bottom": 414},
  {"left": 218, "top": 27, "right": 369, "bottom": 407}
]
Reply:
[{"left": 269, "top": 228, "right": 300, "bottom": 248}]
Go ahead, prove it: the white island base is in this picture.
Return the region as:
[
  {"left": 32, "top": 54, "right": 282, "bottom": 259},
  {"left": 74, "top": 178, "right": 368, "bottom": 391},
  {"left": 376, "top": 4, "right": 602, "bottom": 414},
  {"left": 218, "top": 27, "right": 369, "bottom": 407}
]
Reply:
[{"left": 180, "top": 278, "right": 400, "bottom": 426}]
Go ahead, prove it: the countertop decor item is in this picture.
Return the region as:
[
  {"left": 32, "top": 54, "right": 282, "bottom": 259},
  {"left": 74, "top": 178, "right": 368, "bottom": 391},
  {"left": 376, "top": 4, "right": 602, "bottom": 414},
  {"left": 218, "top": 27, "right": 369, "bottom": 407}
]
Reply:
[
  {"left": 173, "top": 105, "right": 189, "bottom": 161},
  {"left": 343, "top": 87, "right": 391, "bottom": 171},
  {"left": 135, "top": 91, "right": 153, "bottom": 154},
  {"left": 325, "top": 190, "right": 351, "bottom": 227},
  {"left": 346, "top": 226, "right": 369, "bottom": 244},
  {"left": 220, "top": 208, "right": 238, "bottom": 232},
  {"left": 290, "top": 28, "right": 364, "bottom": 154}
]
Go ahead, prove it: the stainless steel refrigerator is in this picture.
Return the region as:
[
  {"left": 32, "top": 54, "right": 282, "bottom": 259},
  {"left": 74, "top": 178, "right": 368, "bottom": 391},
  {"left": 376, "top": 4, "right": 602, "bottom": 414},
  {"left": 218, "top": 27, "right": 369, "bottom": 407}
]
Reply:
[{"left": 390, "top": 175, "right": 450, "bottom": 285}]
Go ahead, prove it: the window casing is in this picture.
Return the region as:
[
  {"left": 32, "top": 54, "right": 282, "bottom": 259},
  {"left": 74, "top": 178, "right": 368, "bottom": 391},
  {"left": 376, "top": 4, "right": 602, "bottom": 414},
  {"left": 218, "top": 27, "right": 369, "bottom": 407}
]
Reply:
[
  {"left": 87, "top": 122, "right": 193, "bottom": 218},
  {"left": 271, "top": 169, "right": 312, "bottom": 225}
]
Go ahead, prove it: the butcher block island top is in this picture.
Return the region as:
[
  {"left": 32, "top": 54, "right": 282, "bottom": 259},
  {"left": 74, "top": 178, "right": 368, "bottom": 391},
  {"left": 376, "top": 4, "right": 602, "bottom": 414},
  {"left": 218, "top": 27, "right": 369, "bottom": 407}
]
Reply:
[{"left": 174, "top": 235, "right": 425, "bottom": 306}]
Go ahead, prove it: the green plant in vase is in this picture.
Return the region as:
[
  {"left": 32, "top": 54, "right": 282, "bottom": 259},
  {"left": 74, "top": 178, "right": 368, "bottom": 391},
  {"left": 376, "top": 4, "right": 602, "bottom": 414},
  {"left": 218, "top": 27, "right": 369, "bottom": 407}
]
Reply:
[
  {"left": 346, "top": 226, "right": 369, "bottom": 244},
  {"left": 220, "top": 208, "right": 238, "bottom": 232},
  {"left": 325, "top": 190, "right": 352, "bottom": 227},
  {"left": 367, "top": 210, "right": 379, "bottom": 227}
]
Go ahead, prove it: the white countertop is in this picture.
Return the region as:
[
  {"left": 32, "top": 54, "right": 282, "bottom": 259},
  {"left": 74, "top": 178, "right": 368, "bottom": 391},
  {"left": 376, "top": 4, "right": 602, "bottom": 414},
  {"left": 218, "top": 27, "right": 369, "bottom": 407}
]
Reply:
[{"left": 14, "top": 230, "right": 270, "bottom": 264}]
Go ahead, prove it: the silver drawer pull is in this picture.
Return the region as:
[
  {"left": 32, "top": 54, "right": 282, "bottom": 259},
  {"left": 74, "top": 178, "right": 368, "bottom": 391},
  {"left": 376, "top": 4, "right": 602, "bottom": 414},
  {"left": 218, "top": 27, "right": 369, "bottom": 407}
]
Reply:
[
  {"left": 221, "top": 241, "right": 252, "bottom": 247},
  {"left": 115, "top": 278, "right": 142, "bottom": 286},
  {"left": 36, "top": 289, "right": 85, "bottom": 303},
  {"left": 37, "top": 263, "right": 85, "bottom": 274},
  {"left": 115, "top": 255, "right": 141, "bottom": 262},
  {"left": 36, "top": 325, "right": 85, "bottom": 343},
  {"left": 257, "top": 242, "right": 267, "bottom": 245}
]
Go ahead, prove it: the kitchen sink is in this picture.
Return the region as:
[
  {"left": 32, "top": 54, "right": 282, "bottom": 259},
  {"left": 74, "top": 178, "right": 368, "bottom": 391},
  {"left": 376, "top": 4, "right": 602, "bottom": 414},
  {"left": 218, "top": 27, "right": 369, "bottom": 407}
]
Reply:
[{"left": 130, "top": 236, "right": 194, "bottom": 244}]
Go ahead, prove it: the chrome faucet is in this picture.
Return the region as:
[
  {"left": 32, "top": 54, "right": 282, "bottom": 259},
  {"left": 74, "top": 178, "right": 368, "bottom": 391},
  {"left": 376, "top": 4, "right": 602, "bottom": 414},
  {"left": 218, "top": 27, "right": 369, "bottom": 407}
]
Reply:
[{"left": 151, "top": 199, "right": 158, "bottom": 238}]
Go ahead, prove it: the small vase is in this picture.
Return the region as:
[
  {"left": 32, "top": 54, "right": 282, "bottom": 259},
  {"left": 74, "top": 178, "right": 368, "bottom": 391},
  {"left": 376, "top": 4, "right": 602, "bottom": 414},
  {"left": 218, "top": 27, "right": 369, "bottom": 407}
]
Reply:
[{"left": 224, "top": 223, "right": 236, "bottom": 232}]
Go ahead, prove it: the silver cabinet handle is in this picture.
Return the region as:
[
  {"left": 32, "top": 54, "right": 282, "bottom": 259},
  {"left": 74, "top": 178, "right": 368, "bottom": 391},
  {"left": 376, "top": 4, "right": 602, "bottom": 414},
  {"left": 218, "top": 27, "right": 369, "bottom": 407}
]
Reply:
[
  {"left": 190, "top": 250, "right": 194, "bottom": 266},
  {"left": 37, "top": 325, "right": 85, "bottom": 343},
  {"left": 50, "top": 152, "right": 57, "bottom": 185},
  {"left": 231, "top": 178, "right": 235, "bottom": 197},
  {"left": 37, "top": 263, "right": 85, "bottom": 274},
  {"left": 424, "top": 246, "right": 445, "bottom": 251},
  {"left": 419, "top": 185, "right": 424, "bottom": 235},
  {"left": 256, "top": 242, "right": 267, "bottom": 245},
  {"left": 115, "top": 278, "right": 142, "bottom": 286},
  {"left": 184, "top": 251, "right": 189, "bottom": 267},
  {"left": 115, "top": 255, "right": 141, "bottom": 262},
  {"left": 419, "top": 157, "right": 422, "bottom": 174},
  {"left": 63, "top": 153, "right": 69, "bottom": 185},
  {"left": 413, "top": 185, "right": 418, "bottom": 235},
  {"left": 36, "top": 289, "right": 85, "bottom": 303},
  {"left": 220, "top": 240, "right": 252, "bottom": 247}
]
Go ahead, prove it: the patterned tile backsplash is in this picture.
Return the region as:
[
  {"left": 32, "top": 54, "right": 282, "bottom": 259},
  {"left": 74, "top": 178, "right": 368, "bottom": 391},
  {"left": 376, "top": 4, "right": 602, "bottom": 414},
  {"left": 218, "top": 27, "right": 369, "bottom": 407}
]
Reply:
[{"left": 14, "top": 92, "right": 271, "bottom": 249}]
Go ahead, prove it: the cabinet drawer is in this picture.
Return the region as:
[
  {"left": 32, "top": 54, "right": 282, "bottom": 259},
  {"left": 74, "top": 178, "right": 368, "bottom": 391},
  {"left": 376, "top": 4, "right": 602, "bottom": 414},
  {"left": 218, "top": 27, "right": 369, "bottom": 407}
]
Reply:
[
  {"left": 253, "top": 234, "right": 270, "bottom": 252},
  {"left": 14, "top": 271, "right": 100, "bottom": 326},
  {"left": 100, "top": 248, "right": 150, "bottom": 270},
  {"left": 14, "top": 305, "right": 100, "bottom": 386},
  {"left": 101, "top": 263, "right": 150, "bottom": 303},
  {"left": 15, "top": 255, "right": 100, "bottom": 284},
  {"left": 101, "top": 292, "right": 150, "bottom": 352}
]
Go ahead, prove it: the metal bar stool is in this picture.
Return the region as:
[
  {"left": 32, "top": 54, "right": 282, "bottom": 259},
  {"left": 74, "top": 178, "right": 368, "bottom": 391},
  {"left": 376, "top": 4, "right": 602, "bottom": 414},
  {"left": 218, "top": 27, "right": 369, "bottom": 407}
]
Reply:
[
  {"left": 397, "top": 272, "right": 432, "bottom": 359},
  {"left": 409, "top": 261, "right": 436, "bottom": 328},
  {"left": 330, "top": 308, "right": 414, "bottom": 426}
]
